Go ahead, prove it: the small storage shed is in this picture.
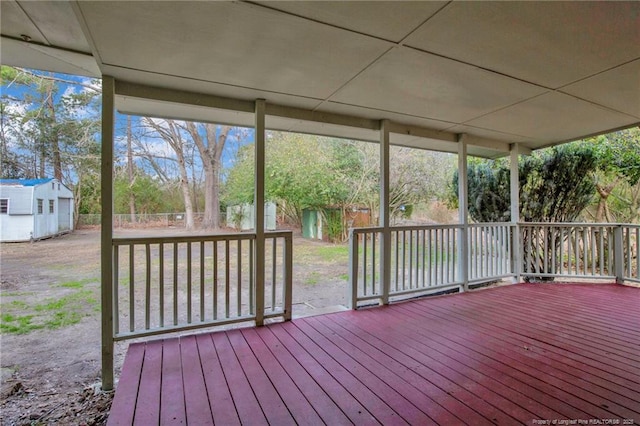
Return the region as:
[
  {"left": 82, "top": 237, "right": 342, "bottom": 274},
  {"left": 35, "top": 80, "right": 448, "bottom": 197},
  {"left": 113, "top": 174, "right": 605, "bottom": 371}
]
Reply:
[
  {"left": 0, "top": 178, "right": 74, "bottom": 242},
  {"left": 303, "top": 206, "right": 371, "bottom": 242}
]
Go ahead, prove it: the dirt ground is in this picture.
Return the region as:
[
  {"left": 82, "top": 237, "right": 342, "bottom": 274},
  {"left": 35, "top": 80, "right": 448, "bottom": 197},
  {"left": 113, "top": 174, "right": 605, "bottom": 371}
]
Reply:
[{"left": 0, "top": 228, "right": 350, "bottom": 425}]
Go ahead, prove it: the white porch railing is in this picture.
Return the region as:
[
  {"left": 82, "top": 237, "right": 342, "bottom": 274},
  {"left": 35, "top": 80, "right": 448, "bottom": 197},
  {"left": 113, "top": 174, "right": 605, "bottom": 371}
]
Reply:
[
  {"left": 111, "top": 230, "right": 292, "bottom": 341},
  {"left": 519, "top": 223, "right": 639, "bottom": 283},
  {"left": 349, "top": 223, "right": 513, "bottom": 308},
  {"left": 349, "top": 222, "right": 637, "bottom": 308}
]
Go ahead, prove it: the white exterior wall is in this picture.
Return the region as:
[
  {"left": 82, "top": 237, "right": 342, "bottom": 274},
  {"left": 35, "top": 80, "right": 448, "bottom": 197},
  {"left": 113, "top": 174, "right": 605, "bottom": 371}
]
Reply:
[
  {"left": 0, "top": 214, "right": 33, "bottom": 241},
  {"left": 0, "top": 179, "right": 74, "bottom": 242}
]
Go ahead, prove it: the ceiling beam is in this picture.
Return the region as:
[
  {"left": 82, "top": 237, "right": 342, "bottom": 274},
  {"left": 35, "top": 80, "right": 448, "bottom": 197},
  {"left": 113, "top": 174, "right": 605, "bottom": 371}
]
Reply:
[{"left": 113, "top": 79, "right": 515, "bottom": 156}]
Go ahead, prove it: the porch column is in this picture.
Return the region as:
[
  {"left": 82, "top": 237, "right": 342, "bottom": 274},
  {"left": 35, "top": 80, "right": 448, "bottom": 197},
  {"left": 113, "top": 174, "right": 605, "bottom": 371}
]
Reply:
[
  {"left": 457, "top": 134, "right": 469, "bottom": 292},
  {"left": 510, "top": 143, "right": 522, "bottom": 282},
  {"left": 254, "top": 99, "right": 266, "bottom": 325},
  {"left": 380, "top": 120, "right": 391, "bottom": 304},
  {"left": 101, "top": 76, "right": 115, "bottom": 391}
]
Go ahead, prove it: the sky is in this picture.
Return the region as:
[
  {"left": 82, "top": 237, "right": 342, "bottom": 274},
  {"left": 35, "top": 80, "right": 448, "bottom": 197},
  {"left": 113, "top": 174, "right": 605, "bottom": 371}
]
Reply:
[{"left": 1, "top": 67, "right": 254, "bottom": 183}]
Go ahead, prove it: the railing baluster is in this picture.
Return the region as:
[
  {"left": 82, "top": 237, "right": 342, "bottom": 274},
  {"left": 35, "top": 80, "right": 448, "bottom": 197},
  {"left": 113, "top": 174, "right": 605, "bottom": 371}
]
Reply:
[
  {"left": 420, "top": 229, "right": 427, "bottom": 287},
  {"left": 200, "top": 241, "right": 205, "bottom": 322},
  {"left": 409, "top": 231, "right": 413, "bottom": 288},
  {"left": 583, "top": 227, "right": 588, "bottom": 275},
  {"left": 250, "top": 239, "right": 254, "bottom": 315},
  {"left": 129, "top": 244, "right": 135, "bottom": 333},
  {"left": 625, "top": 227, "right": 631, "bottom": 277},
  {"left": 372, "top": 232, "right": 377, "bottom": 295},
  {"left": 159, "top": 244, "right": 164, "bottom": 328},
  {"left": 213, "top": 241, "right": 218, "bottom": 320},
  {"left": 393, "top": 230, "right": 398, "bottom": 292},
  {"left": 173, "top": 242, "right": 178, "bottom": 326},
  {"left": 576, "top": 226, "right": 581, "bottom": 275},
  {"left": 145, "top": 243, "right": 151, "bottom": 330},
  {"left": 237, "top": 239, "right": 242, "bottom": 317},
  {"left": 113, "top": 246, "right": 119, "bottom": 335},
  {"left": 362, "top": 232, "right": 367, "bottom": 296},
  {"left": 448, "top": 228, "right": 454, "bottom": 283},
  {"left": 636, "top": 227, "right": 639, "bottom": 280},
  {"left": 225, "top": 240, "right": 230, "bottom": 319},
  {"left": 272, "top": 237, "right": 277, "bottom": 312},
  {"left": 427, "top": 229, "right": 433, "bottom": 286},
  {"left": 187, "top": 242, "right": 192, "bottom": 324}
]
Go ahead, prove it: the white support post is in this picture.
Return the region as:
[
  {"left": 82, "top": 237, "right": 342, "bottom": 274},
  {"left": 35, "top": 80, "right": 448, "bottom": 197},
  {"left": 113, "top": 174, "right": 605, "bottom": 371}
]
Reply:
[
  {"left": 101, "top": 76, "right": 115, "bottom": 391},
  {"left": 254, "top": 99, "right": 266, "bottom": 326},
  {"left": 510, "top": 143, "right": 522, "bottom": 283},
  {"left": 380, "top": 120, "right": 391, "bottom": 305},
  {"left": 457, "top": 134, "right": 469, "bottom": 292}
]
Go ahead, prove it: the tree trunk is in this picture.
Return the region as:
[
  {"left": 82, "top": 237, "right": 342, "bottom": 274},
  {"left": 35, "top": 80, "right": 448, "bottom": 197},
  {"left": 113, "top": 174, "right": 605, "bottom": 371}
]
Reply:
[
  {"left": 177, "top": 152, "right": 195, "bottom": 230},
  {"left": 187, "top": 123, "right": 230, "bottom": 230},
  {"left": 595, "top": 182, "right": 616, "bottom": 222},
  {"left": 46, "top": 90, "right": 62, "bottom": 181}
]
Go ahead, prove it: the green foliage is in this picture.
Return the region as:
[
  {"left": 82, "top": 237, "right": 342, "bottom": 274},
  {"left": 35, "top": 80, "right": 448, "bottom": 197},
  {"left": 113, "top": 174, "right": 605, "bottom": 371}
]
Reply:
[
  {"left": 321, "top": 209, "right": 345, "bottom": 243},
  {"left": 58, "top": 279, "right": 92, "bottom": 289},
  {"left": 0, "top": 289, "right": 99, "bottom": 335},
  {"left": 113, "top": 169, "right": 165, "bottom": 214},
  {"left": 224, "top": 132, "right": 455, "bottom": 227},
  {"left": 315, "top": 244, "right": 350, "bottom": 262},
  {"left": 453, "top": 143, "right": 598, "bottom": 223},
  {"left": 581, "top": 128, "right": 640, "bottom": 223}
]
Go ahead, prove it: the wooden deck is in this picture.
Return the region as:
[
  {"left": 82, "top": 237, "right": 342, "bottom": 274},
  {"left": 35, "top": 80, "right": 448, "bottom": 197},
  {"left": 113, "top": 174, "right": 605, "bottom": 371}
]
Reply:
[{"left": 108, "top": 283, "right": 640, "bottom": 425}]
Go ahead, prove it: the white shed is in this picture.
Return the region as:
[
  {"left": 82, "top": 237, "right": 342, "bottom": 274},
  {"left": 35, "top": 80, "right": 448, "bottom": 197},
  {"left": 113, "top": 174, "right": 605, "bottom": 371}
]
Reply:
[{"left": 0, "top": 178, "right": 74, "bottom": 242}]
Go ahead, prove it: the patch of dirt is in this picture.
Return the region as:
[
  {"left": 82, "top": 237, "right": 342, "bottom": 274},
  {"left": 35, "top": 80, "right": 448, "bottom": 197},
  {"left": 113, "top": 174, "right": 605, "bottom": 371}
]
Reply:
[{"left": 0, "top": 228, "right": 349, "bottom": 425}]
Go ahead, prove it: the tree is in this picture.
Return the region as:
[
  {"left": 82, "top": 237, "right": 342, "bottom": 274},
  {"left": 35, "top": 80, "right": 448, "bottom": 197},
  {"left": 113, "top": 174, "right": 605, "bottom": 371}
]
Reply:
[
  {"left": 453, "top": 143, "right": 599, "bottom": 223},
  {"left": 141, "top": 118, "right": 196, "bottom": 229},
  {"left": 113, "top": 168, "right": 165, "bottom": 215},
  {"left": 223, "top": 132, "right": 456, "bottom": 231},
  {"left": 185, "top": 123, "right": 231, "bottom": 230},
  {"left": 582, "top": 128, "right": 640, "bottom": 224},
  {"left": 451, "top": 143, "right": 602, "bottom": 279},
  {"left": 1, "top": 66, "right": 102, "bottom": 227}
]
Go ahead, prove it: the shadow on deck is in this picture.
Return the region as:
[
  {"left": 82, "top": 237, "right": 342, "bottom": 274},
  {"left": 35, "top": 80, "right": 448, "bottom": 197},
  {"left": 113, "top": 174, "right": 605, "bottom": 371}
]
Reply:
[{"left": 108, "top": 283, "right": 640, "bottom": 425}]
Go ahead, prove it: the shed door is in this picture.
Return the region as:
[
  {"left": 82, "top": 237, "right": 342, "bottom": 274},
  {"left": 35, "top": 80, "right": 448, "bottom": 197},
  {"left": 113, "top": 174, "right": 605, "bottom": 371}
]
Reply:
[{"left": 58, "top": 198, "right": 71, "bottom": 231}]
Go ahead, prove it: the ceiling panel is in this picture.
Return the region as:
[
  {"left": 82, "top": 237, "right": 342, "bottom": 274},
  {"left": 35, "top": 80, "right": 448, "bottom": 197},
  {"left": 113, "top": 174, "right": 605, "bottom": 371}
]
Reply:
[
  {"left": 330, "top": 47, "right": 547, "bottom": 123},
  {"left": 466, "top": 92, "right": 638, "bottom": 144},
  {"left": 405, "top": 1, "right": 640, "bottom": 89},
  {"left": 443, "top": 123, "right": 533, "bottom": 145},
  {"left": 317, "top": 101, "right": 454, "bottom": 131},
  {"left": 560, "top": 60, "right": 640, "bottom": 119},
  {"left": 78, "top": 1, "right": 391, "bottom": 100},
  {"left": 1, "top": 1, "right": 47, "bottom": 44},
  {"left": 17, "top": 0, "right": 91, "bottom": 53},
  {"left": 259, "top": 1, "right": 446, "bottom": 42}
]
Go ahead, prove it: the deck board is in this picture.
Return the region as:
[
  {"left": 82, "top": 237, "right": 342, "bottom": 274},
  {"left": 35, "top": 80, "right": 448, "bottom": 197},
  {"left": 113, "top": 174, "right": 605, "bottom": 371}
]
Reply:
[
  {"left": 160, "top": 338, "right": 186, "bottom": 425},
  {"left": 108, "top": 283, "right": 640, "bottom": 425}
]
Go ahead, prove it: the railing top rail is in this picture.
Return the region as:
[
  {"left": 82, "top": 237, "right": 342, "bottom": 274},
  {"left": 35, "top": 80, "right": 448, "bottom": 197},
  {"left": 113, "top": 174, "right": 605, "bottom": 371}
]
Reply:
[
  {"left": 468, "top": 222, "right": 515, "bottom": 227},
  {"left": 350, "top": 224, "right": 462, "bottom": 234},
  {"left": 112, "top": 229, "right": 293, "bottom": 246},
  {"left": 265, "top": 230, "right": 294, "bottom": 239},
  {"left": 350, "top": 222, "right": 515, "bottom": 234},
  {"left": 518, "top": 222, "right": 637, "bottom": 227},
  {"left": 113, "top": 232, "right": 256, "bottom": 245}
]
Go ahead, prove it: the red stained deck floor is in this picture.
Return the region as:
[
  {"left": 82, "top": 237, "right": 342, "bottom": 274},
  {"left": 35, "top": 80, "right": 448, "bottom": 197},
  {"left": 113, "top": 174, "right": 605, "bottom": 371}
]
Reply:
[{"left": 108, "top": 283, "right": 640, "bottom": 425}]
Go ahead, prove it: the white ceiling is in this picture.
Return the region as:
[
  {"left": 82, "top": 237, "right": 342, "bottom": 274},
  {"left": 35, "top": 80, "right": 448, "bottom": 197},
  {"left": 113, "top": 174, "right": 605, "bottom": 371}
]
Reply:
[{"left": 1, "top": 1, "right": 639, "bottom": 158}]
